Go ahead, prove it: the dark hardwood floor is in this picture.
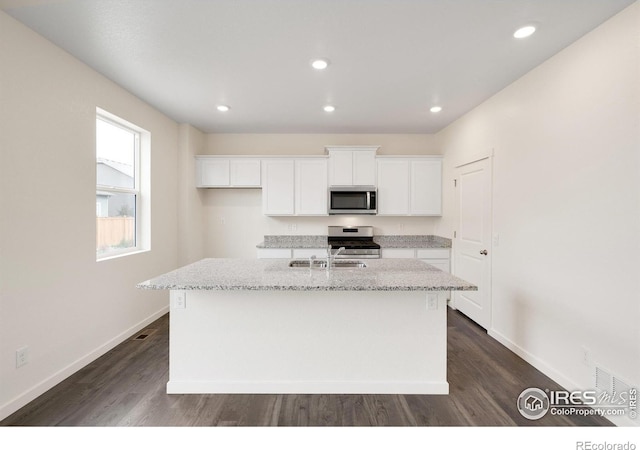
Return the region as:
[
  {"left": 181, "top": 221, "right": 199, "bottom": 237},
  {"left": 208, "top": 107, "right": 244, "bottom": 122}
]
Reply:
[{"left": 0, "top": 307, "right": 612, "bottom": 426}]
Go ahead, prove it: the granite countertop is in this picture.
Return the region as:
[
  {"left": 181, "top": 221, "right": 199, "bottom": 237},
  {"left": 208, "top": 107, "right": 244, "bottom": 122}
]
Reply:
[
  {"left": 256, "top": 235, "right": 452, "bottom": 249},
  {"left": 137, "top": 258, "right": 476, "bottom": 292}
]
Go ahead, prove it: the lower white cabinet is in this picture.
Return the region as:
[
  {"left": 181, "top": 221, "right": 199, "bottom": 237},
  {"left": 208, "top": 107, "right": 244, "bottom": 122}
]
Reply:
[
  {"left": 416, "top": 248, "right": 450, "bottom": 273},
  {"left": 256, "top": 248, "right": 293, "bottom": 259},
  {"left": 380, "top": 248, "right": 415, "bottom": 259},
  {"left": 257, "top": 248, "right": 326, "bottom": 259},
  {"left": 292, "top": 248, "right": 326, "bottom": 258},
  {"left": 381, "top": 248, "right": 450, "bottom": 273}
]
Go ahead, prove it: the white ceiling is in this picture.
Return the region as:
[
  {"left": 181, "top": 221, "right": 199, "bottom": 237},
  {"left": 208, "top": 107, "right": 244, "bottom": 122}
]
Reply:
[{"left": 1, "top": 0, "right": 635, "bottom": 133}]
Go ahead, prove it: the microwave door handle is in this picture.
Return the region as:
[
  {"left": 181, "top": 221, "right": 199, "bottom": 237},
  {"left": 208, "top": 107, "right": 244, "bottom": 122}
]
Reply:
[{"left": 366, "top": 192, "right": 371, "bottom": 210}]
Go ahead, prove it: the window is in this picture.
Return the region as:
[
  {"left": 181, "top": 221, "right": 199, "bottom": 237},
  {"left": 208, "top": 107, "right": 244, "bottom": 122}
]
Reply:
[{"left": 96, "top": 109, "right": 149, "bottom": 260}]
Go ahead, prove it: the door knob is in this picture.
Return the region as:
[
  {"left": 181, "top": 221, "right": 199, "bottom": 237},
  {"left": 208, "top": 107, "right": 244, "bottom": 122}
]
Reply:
[{"left": 480, "top": 250, "right": 488, "bottom": 255}]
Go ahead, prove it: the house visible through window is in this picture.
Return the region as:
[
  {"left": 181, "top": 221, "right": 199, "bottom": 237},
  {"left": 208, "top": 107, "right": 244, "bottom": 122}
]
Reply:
[{"left": 96, "top": 110, "right": 148, "bottom": 260}]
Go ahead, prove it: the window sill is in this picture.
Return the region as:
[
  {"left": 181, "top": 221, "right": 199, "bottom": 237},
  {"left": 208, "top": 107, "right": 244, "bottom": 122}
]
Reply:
[{"left": 97, "top": 248, "right": 150, "bottom": 262}]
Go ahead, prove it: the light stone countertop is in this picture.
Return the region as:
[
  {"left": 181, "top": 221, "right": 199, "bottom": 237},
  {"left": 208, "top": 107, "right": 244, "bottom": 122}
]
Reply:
[
  {"left": 256, "top": 234, "right": 452, "bottom": 249},
  {"left": 137, "top": 258, "right": 476, "bottom": 292}
]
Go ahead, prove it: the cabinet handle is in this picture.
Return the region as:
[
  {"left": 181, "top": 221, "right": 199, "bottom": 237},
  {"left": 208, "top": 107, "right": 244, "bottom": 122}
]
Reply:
[{"left": 480, "top": 250, "right": 488, "bottom": 255}]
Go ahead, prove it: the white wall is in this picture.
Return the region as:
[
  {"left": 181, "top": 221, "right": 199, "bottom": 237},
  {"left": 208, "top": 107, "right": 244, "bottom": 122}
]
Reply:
[
  {"left": 200, "top": 134, "right": 442, "bottom": 258},
  {"left": 0, "top": 12, "right": 179, "bottom": 419},
  {"left": 177, "top": 124, "right": 206, "bottom": 266},
  {"left": 436, "top": 1, "right": 640, "bottom": 413}
]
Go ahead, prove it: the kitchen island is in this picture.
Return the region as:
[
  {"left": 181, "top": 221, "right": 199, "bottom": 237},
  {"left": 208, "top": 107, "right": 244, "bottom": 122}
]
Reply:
[{"left": 138, "top": 258, "right": 476, "bottom": 395}]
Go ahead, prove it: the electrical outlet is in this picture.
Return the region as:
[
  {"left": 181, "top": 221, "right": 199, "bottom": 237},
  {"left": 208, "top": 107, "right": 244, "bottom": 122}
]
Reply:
[
  {"left": 427, "top": 294, "right": 438, "bottom": 310},
  {"left": 173, "top": 291, "right": 186, "bottom": 309},
  {"left": 16, "top": 346, "right": 29, "bottom": 368}
]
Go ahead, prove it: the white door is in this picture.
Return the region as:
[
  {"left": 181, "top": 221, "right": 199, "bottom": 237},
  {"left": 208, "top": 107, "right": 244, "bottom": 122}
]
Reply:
[{"left": 453, "top": 157, "right": 492, "bottom": 329}]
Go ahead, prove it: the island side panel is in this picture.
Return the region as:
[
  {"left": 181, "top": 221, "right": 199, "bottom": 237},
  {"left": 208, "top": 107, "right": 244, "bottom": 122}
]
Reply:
[{"left": 167, "top": 289, "right": 448, "bottom": 394}]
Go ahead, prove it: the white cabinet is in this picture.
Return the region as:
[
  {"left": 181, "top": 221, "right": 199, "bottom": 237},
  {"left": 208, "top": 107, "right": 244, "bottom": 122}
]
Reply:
[
  {"left": 326, "top": 146, "right": 378, "bottom": 186},
  {"left": 377, "top": 159, "right": 410, "bottom": 215},
  {"left": 381, "top": 248, "right": 415, "bottom": 259},
  {"left": 410, "top": 159, "right": 442, "bottom": 215},
  {"left": 416, "top": 249, "right": 450, "bottom": 273},
  {"left": 381, "top": 248, "right": 450, "bottom": 272},
  {"left": 262, "top": 159, "right": 295, "bottom": 215},
  {"left": 257, "top": 248, "right": 326, "bottom": 259},
  {"left": 292, "top": 248, "right": 327, "bottom": 258},
  {"left": 376, "top": 156, "right": 442, "bottom": 216},
  {"left": 262, "top": 158, "right": 328, "bottom": 216},
  {"left": 256, "top": 248, "right": 292, "bottom": 259},
  {"left": 295, "top": 158, "right": 328, "bottom": 215},
  {"left": 196, "top": 157, "right": 261, "bottom": 188}
]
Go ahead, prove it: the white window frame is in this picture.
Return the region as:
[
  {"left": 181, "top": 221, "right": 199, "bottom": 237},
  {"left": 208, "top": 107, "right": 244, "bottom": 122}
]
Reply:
[{"left": 96, "top": 108, "right": 150, "bottom": 261}]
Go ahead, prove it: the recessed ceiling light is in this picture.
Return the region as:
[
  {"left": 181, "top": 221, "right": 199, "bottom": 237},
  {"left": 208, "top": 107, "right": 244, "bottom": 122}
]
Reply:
[
  {"left": 430, "top": 106, "right": 442, "bottom": 113},
  {"left": 513, "top": 25, "right": 536, "bottom": 39},
  {"left": 323, "top": 105, "right": 335, "bottom": 112},
  {"left": 312, "top": 59, "right": 330, "bottom": 70},
  {"left": 216, "top": 105, "right": 230, "bottom": 112}
]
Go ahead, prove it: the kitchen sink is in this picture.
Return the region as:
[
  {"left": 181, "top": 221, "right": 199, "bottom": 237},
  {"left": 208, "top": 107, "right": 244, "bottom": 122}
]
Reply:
[
  {"left": 331, "top": 261, "right": 367, "bottom": 268},
  {"left": 288, "top": 260, "right": 367, "bottom": 269},
  {"left": 288, "top": 260, "right": 327, "bottom": 268}
]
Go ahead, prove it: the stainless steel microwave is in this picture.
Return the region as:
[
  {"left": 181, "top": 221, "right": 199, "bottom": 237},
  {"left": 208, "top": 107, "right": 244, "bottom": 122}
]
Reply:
[{"left": 328, "top": 186, "right": 377, "bottom": 215}]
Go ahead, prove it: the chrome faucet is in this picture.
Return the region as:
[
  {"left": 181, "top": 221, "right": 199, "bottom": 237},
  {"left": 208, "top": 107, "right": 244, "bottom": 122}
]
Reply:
[
  {"left": 309, "top": 254, "right": 317, "bottom": 269},
  {"left": 326, "top": 245, "right": 345, "bottom": 270}
]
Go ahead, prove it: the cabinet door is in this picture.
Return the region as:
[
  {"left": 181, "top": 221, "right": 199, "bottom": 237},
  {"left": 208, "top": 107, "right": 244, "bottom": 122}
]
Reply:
[
  {"left": 198, "top": 159, "right": 230, "bottom": 187},
  {"left": 377, "top": 159, "right": 410, "bottom": 215},
  {"left": 262, "top": 159, "right": 295, "bottom": 215},
  {"left": 292, "top": 248, "right": 326, "bottom": 258},
  {"left": 257, "top": 248, "right": 292, "bottom": 259},
  {"left": 420, "top": 259, "right": 450, "bottom": 272},
  {"left": 353, "top": 150, "right": 376, "bottom": 186},
  {"left": 410, "top": 159, "right": 442, "bottom": 215},
  {"left": 230, "top": 159, "right": 261, "bottom": 187},
  {"left": 381, "top": 248, "right": 416, "bottom": 258},
  {"left": 328, "top": 150, "right": 353, "bottom": 186},
  {"left": 295, "top": 159, "right": 328, "bottom": 215}
]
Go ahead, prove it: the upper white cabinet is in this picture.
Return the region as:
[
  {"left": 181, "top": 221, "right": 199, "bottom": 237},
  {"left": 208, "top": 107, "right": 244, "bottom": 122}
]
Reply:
[
  {"left": 262, "top": 158, "right": 329, "bottom": 216},
  {"left": 377, "top": 159, "right": 410, "bottom": 215},
  {"left": 410, "top": 159, "right": 442, "bottom": 215},
  {"left": 377, "top": 156, "right": 442, "bottom": 216},
  {"left": 196, "top": 156, "right": 261, "bottom": 188},
  {"left": 326, "top": 146, "right": 378, "bottom": 186},
  {"left": 196, "top": 150, "right": 442, "bottom": 217},
  {"left": 262, "top": 159, "right": 295, "bottom": 215},
  {"left": 295, "top": 158, "right": 328, "bottom": 215}
]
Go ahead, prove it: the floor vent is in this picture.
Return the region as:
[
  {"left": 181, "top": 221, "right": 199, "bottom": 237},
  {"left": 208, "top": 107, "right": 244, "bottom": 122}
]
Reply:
[
  {"left": 594, "top": 366, "right": 612, "bottom": 392},
  {"left": 133, "top": 328, "right": 157, "bottom": 341},
  {"left": 593, "top": 365, "right": 639, "bottom": 423}
]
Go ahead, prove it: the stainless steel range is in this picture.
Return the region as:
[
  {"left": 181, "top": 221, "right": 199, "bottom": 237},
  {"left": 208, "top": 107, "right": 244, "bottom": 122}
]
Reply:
[{"left": 327, "top": 226, "right": 381, "bottom": 259}]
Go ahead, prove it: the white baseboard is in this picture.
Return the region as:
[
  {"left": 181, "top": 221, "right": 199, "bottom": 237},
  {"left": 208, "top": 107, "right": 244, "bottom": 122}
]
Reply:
[
  {"left": 166, "top": 380, "right": 450, "bottom": 395},
  {"left": 488, "top": 328, "right": 638, "bottom": 427},
  {"left": 0, "top": 306, "right": 169, "bottom": 422}
]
